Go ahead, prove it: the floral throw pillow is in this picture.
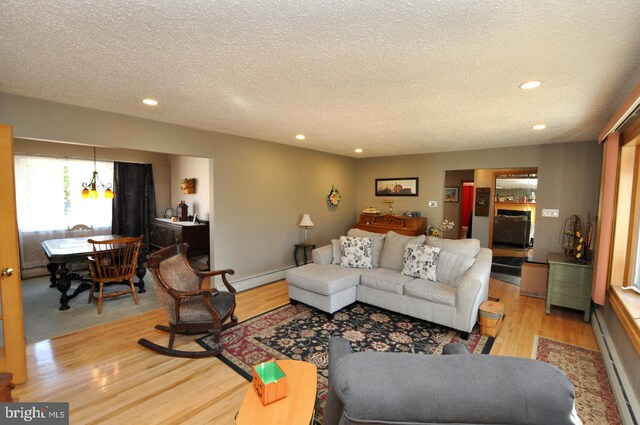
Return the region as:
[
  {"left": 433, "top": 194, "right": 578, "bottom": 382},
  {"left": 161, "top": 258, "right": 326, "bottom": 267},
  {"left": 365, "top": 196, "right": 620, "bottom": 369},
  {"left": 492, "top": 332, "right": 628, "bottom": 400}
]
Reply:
[
  {"left": 402, "top": 244, "right": 441, "bottom": 281},
  {"left": 340, "top": 236, "right": 373, "bottom": 269}
]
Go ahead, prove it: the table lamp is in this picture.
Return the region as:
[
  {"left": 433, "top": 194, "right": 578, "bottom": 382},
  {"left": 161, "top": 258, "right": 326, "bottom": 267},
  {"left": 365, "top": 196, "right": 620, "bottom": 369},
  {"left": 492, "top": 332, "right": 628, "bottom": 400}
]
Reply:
[{"left": 299, "top": 214, "right": 314, "bottom": 243}]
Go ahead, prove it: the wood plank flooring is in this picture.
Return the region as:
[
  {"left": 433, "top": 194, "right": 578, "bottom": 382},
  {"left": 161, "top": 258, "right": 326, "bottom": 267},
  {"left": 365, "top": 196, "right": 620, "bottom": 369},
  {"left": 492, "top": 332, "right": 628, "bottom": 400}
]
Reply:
[{"left": 12, "top": 278, "right": 597, "bottom": 424}]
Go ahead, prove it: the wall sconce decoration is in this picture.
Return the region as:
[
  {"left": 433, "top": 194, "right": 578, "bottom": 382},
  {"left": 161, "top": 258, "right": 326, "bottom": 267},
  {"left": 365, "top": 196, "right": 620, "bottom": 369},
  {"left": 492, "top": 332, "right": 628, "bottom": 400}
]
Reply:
[
  {"left": 299, "top": 214, "right": 314, "bottom": 243},
  {"left": 327, "top": 185, "right": 341, "bottom": 207},
  {"left": 181, "top": 178, "right": 196, "bottom": 194},
  {"left": 81, "top": 147, "right": 114, "bottom": 199}
]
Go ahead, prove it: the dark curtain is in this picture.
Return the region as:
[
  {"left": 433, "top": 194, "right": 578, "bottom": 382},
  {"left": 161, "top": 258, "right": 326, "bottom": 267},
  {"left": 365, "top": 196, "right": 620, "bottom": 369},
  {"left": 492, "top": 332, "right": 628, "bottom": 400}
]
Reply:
[{"left": 112, "top": 162, "right": 156, "bottom": 241}]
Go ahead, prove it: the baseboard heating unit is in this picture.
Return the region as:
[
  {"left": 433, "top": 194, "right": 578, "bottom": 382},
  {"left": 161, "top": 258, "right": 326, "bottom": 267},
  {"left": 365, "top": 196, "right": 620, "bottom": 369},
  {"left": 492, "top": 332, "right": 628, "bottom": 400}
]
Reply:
[{"left": 592, "top": 309, "right": 639, "bottom": 425}]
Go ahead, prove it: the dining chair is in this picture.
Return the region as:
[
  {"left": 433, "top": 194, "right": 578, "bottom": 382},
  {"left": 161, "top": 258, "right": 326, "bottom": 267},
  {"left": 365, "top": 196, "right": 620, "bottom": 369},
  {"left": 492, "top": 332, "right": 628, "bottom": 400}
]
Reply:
[
  {"left": 66, "top": 224, "right": 95, "bottom": 238},
  {"left": 87, "top": 236, "right": 143, "bottom": 314},
  {"left": 65, "top": 224, "right": 96, "bottom": 276}
]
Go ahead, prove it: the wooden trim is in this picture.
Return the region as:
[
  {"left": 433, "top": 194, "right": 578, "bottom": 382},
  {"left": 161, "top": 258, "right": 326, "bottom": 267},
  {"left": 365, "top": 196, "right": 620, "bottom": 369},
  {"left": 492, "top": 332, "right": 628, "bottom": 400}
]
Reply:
[
  {"left": 608, "top": 287, "right": 640, "bottom": 354},
  {"left": 599, "top": 79, "right": 640, "bottom": 142},
  {"left": 592, "top": 134, "right": 620, "bottom": 305},
  {"left": 0, "top": 125, "right": 27, "bottom": 383},
  {"left": 623, "top": 145, "right": 640, "bottom": 281}
]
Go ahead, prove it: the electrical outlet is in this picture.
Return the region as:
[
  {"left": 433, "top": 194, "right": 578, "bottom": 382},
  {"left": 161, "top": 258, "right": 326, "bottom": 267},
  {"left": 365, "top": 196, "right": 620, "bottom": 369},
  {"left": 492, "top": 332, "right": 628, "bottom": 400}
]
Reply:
[
  {"left": 428, "top": 201, "right": 437, "bottom": 208},
  {"left": 542, "top": 209, "right": 559, "bottom": 217}
]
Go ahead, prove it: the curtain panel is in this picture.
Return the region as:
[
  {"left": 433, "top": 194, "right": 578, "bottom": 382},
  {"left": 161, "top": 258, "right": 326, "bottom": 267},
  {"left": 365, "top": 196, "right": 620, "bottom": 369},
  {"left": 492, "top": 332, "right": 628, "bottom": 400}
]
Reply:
[{"left": 112, "top": 162, "right": 157, "bottom": 241}]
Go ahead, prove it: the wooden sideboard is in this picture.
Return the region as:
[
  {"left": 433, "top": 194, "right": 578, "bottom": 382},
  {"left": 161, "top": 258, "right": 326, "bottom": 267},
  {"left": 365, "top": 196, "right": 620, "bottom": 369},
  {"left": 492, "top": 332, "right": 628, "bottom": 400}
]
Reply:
[
  {"left": 149, "top": 218, "right": 210, "bottom": 257},
  {"left": 353, "top": 213, "right": 427, "bottom": 236}
]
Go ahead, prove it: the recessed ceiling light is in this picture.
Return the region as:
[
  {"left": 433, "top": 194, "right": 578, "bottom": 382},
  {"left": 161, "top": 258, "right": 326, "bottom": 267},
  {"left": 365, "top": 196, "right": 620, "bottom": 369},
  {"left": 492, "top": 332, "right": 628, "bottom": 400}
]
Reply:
[
  {"left": 533, "top": 124, "right": 546, "bottom": 130},
  {"left": 354, "top": 148, "right": 363, "bottom": 153},
  {"left": 142, "top": 98, "right": 158, "bottom": 106},
  {"left": 519, "top": 81, "right": 542, "bottom": 90},
  {"left": 295, "top": 134, "right": 306, "bottom": 140}
]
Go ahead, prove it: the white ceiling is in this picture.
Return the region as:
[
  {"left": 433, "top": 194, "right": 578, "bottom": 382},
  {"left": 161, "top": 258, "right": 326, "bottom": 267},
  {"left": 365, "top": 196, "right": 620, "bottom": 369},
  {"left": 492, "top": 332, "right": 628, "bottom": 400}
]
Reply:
[{"left": 1, "top": 1, "right": 640, "bottom": 158}]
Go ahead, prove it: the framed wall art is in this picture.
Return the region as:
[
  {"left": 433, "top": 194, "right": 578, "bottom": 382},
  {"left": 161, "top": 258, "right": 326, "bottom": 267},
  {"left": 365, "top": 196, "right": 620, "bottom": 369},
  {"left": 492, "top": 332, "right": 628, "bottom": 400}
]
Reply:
[
  {"left": 444, "top": 187, "right": 459, "bottom": 202},
  {"left": 475, "top": 187, "right": 490, "bottom": 216},
  {"left": 375, "top": 177, "right": 419, "bottom": 196}
]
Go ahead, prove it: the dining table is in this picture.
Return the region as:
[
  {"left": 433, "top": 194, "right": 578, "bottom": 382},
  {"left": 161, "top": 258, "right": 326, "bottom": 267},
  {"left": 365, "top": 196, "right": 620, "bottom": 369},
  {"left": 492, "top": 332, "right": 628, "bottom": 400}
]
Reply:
[{"left": 41, "top": 235, "right": 147, "bottom": 310}]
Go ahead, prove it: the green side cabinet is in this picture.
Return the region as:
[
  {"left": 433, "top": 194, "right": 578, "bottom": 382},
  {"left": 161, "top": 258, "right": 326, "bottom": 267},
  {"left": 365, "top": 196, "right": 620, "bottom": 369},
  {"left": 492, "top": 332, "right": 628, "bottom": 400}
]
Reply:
[{"left": 545, "top": 252, "right": 593, "bottom": 323}]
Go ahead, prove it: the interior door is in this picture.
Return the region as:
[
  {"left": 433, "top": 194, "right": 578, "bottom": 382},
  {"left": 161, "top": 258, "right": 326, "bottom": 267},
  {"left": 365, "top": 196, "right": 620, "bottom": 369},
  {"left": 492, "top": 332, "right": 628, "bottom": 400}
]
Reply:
[{"left": 0, "top": 124, "right": 27, "bottom": 383}]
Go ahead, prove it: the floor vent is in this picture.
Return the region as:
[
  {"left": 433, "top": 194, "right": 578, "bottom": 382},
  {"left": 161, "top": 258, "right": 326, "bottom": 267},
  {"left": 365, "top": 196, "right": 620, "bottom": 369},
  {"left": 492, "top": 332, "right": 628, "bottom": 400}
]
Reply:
[{"left": 592, "top": 309, "right": 639, "bottom": 425}]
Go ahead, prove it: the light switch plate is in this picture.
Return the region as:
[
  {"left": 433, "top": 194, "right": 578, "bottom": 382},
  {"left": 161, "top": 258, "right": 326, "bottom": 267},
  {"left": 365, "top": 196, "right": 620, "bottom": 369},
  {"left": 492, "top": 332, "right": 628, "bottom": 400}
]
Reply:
[
  {"left": 428, "top": 201, "right": 437, "bottom": 208},
  {"left": 542, "top": 209, "right": 559, "bottom": 217}
]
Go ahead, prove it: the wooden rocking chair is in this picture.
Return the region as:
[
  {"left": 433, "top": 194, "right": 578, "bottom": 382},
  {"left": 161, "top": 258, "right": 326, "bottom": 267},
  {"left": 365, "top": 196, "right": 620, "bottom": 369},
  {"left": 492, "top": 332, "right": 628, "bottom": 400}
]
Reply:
[{"left": 137, "top": 243, "right": 237, "bottom": 358}]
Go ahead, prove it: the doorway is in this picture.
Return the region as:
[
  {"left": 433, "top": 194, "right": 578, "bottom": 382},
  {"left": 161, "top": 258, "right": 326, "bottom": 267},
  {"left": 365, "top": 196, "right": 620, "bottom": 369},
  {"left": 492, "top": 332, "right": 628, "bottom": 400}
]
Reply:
[
  {"left": 490, "top": 169, "right": 537, "bottom": 285},
  {"left": 443, "top": 169, "right": 475, "bottom": 239},
  {"left": 459, "top": 182, "right": 474, "bottom": 238}
]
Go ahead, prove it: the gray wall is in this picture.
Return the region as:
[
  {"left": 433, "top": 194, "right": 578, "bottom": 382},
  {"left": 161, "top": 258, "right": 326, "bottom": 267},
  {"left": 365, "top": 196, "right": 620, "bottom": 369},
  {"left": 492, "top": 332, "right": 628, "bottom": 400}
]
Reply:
[
  {"left": 0, "top": 92, "right": 356, "bottom": 286},
  {"left": 355, "top": 142, "right": 602, "bottom": 263},
  {"left": 1, "top": 91, "right": 603, "bottom": 271}
]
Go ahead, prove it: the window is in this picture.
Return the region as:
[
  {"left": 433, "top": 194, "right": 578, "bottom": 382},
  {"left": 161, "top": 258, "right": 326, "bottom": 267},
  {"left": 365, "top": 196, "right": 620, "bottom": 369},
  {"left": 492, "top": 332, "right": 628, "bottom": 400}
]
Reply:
[
  {"left": 626, "top": 155, "right": 640, "bottom": 293},
  {"left": 14, "top": 154, "right": 114, "bottom": 269}
]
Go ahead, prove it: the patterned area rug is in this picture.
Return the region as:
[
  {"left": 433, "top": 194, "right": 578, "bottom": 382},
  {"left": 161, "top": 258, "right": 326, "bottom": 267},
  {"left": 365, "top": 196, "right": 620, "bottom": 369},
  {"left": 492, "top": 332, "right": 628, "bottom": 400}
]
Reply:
[
  {"left": 197, "top": 302, "right": 494, "bottom": 422},
  {"left": 533, "top": 336, "right": 622, "bottom": 425}
]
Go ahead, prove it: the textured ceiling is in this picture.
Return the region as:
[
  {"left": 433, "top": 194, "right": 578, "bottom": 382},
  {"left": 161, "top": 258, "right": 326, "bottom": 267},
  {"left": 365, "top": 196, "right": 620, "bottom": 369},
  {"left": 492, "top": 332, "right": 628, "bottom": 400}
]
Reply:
[{"left": 1, "top": 1, "right": 640, "bottom": 158}]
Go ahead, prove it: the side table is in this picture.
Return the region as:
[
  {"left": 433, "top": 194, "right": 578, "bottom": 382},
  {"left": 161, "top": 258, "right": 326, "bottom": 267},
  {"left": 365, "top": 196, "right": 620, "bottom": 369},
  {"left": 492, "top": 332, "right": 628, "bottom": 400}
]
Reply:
[
  {"left": 546, "top": 252, "right": 593, "bottom": 322},
  {"left": 236, "top": 360, "right": 318, "bottom": 424},
  {"left": 294, "top": 243, "right": 316, "bottom": 267}
]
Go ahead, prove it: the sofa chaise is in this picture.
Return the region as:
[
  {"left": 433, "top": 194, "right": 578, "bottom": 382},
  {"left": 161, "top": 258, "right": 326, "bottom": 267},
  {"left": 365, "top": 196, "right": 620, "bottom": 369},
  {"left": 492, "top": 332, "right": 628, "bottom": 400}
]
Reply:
[{"left": 286, "top": 228, "right": 492, "bottom": 335}]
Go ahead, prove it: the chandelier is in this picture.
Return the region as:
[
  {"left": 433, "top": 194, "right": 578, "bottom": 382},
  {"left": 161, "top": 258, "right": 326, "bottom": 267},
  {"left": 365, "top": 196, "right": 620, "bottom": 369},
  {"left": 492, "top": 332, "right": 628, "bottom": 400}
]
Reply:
[{"left": 81, "top": 147, "right": 114, "bottom": 199}]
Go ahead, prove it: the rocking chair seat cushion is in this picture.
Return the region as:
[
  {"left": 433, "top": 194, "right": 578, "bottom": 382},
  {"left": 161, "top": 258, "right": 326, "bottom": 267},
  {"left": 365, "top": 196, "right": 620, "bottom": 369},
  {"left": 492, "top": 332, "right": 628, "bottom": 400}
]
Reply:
[{"left": 177, "top": 291, "right": 235, "bottom": 324}]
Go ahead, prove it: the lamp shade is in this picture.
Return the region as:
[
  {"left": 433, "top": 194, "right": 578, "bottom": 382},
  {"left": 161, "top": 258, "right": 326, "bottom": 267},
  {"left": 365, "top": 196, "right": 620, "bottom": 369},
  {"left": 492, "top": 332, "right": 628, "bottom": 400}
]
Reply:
[{"left": 299, "top": 214, "right": 314, "bottom": 227}]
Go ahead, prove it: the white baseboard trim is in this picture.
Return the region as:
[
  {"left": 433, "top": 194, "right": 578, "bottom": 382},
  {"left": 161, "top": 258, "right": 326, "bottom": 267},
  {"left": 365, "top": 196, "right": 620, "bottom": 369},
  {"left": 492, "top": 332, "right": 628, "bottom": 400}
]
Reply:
[
  {"left": 592, "top": 309, "right": 639, "bottom": 425},
  {"left": 219, "top": 267, "right": 291, "bottom": 293}
]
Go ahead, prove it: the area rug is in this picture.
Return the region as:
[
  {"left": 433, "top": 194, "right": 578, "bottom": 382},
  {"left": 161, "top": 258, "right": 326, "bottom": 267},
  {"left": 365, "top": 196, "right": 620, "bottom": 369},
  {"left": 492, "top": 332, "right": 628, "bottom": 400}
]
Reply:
[
  {"left": 2, "top": 274, "right": 160, "bottom": 344},
  {"left": 533, "top": 336, "right": 622, "bottom": 425},
  {"left": 198, "top": 302, "right": 494, "bottom": 423}
]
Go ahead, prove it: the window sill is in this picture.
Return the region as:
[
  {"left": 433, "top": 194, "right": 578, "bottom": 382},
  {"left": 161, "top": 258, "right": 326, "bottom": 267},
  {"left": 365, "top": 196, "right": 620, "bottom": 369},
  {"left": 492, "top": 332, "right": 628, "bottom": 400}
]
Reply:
[{"left": 608, "top": 286, "right": 640, "bottom": 354}]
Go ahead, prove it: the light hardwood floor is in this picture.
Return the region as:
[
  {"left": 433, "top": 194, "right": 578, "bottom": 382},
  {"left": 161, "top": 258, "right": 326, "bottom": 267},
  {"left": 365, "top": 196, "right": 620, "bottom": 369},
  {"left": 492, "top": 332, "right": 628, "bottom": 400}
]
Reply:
[{"left": 12, "top": 278, "right": 597, "bottom": 424}]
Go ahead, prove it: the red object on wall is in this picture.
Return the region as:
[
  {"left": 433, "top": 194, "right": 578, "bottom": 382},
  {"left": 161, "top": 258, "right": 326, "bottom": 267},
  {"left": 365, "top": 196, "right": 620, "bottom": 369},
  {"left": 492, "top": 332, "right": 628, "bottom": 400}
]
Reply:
[{"left": 460, "top": 183, "right": 474, "bottom": 227}]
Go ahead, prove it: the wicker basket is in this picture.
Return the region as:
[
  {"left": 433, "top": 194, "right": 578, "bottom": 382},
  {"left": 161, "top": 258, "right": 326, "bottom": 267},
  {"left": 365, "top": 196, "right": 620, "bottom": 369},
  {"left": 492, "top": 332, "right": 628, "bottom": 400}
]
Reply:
[{"left": 478, "top": 300, "right": 505, "bottom": 337}]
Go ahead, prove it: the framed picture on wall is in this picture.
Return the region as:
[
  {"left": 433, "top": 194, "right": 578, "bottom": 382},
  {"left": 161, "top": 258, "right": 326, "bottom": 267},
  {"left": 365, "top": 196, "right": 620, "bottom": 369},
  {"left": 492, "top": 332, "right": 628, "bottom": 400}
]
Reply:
[
  {"left": 475, "top": 187, "right": 491, "bottom": 216},
  {"left": 444, "top": 187, "right": 459, "bottom": 202},
  {"left": 375, "top": 177, "right": 419, "bottom": 196}
]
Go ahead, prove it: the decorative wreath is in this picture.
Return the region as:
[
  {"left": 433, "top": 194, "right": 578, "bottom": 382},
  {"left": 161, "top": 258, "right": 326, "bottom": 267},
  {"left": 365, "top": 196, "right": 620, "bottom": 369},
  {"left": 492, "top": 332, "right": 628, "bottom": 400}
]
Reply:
[{"left": 327, "top": 185, "right": 341, "bottom": 207}]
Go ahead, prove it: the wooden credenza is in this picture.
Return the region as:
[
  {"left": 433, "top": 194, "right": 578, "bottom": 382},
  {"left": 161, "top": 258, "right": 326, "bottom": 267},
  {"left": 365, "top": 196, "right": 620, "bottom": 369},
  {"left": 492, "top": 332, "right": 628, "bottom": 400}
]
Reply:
[
  {"left": 353, "top": 213, "right": 427, "bottom": 236},
  {"left": 149, "top": 218, "right": 210, "bottom": 257}
]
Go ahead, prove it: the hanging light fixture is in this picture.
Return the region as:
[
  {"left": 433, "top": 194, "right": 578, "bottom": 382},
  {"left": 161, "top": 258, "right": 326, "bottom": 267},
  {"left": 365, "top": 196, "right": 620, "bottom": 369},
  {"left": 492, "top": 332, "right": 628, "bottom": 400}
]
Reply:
[{"left": 81, "top": 147, "right": 114, "bottom": 199}]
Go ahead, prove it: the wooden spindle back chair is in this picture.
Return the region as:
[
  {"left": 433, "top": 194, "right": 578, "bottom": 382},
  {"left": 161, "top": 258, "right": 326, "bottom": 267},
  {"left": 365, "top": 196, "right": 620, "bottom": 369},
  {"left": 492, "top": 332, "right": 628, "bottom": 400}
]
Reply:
[
  {"left": 87, "top": 236, "right": 143, "bottom": 314},
  {"left": 66, "top": 224, "right": 95, "bottom": 238}
]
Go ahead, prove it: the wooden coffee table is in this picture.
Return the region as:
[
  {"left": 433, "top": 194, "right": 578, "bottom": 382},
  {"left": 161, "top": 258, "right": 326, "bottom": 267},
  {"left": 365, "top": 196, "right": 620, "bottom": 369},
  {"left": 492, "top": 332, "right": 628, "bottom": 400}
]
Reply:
[{"left": 236, "top": 359, "right": 317, "bottom": 425}]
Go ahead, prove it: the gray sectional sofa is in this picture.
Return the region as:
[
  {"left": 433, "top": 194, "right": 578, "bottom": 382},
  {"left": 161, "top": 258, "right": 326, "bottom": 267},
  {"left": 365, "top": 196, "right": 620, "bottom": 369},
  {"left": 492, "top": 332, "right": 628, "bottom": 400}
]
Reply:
[{"left": 286, "top": 229, "right": 492, "bottom": 334}]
